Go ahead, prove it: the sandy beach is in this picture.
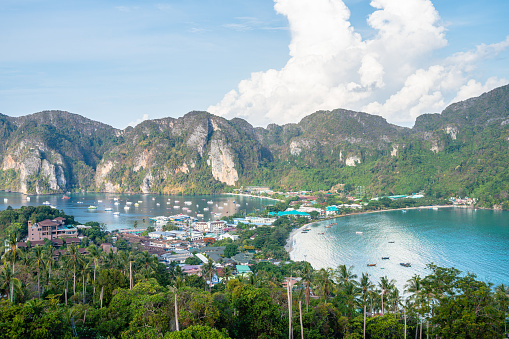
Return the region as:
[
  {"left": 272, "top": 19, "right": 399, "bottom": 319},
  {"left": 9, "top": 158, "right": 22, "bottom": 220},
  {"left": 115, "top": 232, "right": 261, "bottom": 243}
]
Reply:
[{"left": 225, "top": 192, "right": 283, "bottom": 202}]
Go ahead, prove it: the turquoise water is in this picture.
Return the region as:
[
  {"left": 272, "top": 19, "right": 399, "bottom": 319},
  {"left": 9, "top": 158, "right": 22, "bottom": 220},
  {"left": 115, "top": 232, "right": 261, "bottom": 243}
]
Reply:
[
  {"left": 0, "top": 192, "right": 273, "bottom": 230},
  {"left": 290, "top": 208, "right": 509, "bottom": 290}
]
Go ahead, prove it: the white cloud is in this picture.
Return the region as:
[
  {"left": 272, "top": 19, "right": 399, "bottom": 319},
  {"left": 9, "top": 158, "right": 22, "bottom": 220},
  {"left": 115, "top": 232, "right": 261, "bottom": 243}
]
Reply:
[
  {"left": 128, "top": 114, "right": 149, "bottom": 127},
  {"left": 208, "top": 0, "right": 509, "bottom": 127}
]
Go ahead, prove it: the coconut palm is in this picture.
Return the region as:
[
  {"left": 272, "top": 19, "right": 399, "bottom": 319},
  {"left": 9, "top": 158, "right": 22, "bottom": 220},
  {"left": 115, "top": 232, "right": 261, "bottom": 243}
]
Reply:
[
  {"left": 495, "top": 284, "right": 509, "bottom": 333},
  {"left": 359, "top": 272, "right": 374, "bottom": 339},
  {"left": 79, "top": 257, "right": 91, "bottom": 304},
  {"left": 301, "top": 262, "right": 313, "bottom": 312},
  {"left": 378, "top": 276, "right": 396, "bottom": 315},
  {"left": 223, "top": 266, "right": 233, "bottom": 285},
  {"left": 137, "top": 251, "right": 157, "bottom": 280},
  {"left": 33, "top": 245, "right": 45, "bottom": 299},
  {"left": 314, "top": 268, "right": 335, "bottom": 304},
  {"left": 405, "top": 275, "right": 424, "bottom": 338},
  {"left": 0, "top": 261, "right": 22, "bottom": 302},
  {"left": 68, "top": 243, "right": 80, "bottom": 296},
  {"left": 342, "top": 280, "right": 360, "bottom": 318},
  {"left": 201, "top": 259, "right": 216, "bottom": 292},
  {"left": 2, "top": 233, "right": 20, "bottom": 302},
  {"left": 43, "top": 244, "right": 55, "bottom": 291},
  {"left": 87, "top": 244, "right": 101, "bottom": 298},
  {"left": 335, "top": 264, "right": 357, "bottom": 287}
]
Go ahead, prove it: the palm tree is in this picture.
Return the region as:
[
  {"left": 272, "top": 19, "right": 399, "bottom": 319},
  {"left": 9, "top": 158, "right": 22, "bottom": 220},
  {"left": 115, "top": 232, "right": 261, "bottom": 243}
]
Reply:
[
  {"left": 2, "top": 233, "right": 20, "bottom": 302},
  {"left": 87, "top": 244, "right": 101, "bottom": 299},
  {"left": 201, "top": 259, "right": 216, "bottom": 292},
  {"left": 301, "top": 262, "right": 313, "bottom": 312},
  {"left": 342, "top": 280, "right": 360, "bottom": 318},
  {"left": 137, "top": 251, "right": 157, "bottom": 280},
  {"left": 79, "top": 257, "right": 91, "bottom": 304},
  {"left": 43, "top": 244, "right": 55, "bottom": 292},
  {"left": 68, "top": 243, "right": 80, "bottom": 296},
  {"left": 335, "top": 264, "right": 357, "bottom": 287},
  {"left": 495, "top": 284, "right": 509, "bottom": 333},
  {"left": 314, "top": 268, "right": 335, "bottom": 304},
  {"left": 59, "top": 255, "right": 71, "bottom": 304},
  {"left": 223, "top": 266, "right": 233, "bottom": 285},
  {"left": 359, "top": 272, "right": 374, "bottom": 339},
  {"left": 0, "top": 261, "right": 22, "bottom": 302},
  {"left": 33, "top": 245, "right": 45, "bottom": 299},
  {"left": 378, "top": 276, "right": 396, "bottom": 315},
  {"left": 405, "top": 275, "right": 423, "bottom": 338}
]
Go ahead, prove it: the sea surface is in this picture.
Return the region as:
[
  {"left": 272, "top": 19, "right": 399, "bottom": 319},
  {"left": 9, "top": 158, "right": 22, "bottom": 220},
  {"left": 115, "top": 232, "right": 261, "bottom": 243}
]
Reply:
[
  {"left": 290, "top": 207, "right": 509, "bottom": 291},
  {"left": 0, "top": 192, "right": 273, "bottom": 230}
]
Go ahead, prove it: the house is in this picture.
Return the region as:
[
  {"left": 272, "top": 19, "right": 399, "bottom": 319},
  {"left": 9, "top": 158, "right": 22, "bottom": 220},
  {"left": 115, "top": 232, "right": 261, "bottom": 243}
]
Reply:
[
  {"left": 326, "top": 206, "right": 339, "bottom": 216},
  {"left": 236, "top": 265, "right": 252, "bottom": 276},
  {"left": 232, "top": 252, "right": 253, "bottom": 265},
  {"left": 193, "top": 221, "right": 227, "bottom": 233},
  {"left": 218, "top": 233, "right": 240, "bottom": 241},
  {"left": 160, "top": 250, "right": 192, "bottom": 264},
  {"left": 28, "top": 218, "right": 78, "bottom": 242},
  {"left": 101, "top": 243, "right": 117, "bottom": 254}
]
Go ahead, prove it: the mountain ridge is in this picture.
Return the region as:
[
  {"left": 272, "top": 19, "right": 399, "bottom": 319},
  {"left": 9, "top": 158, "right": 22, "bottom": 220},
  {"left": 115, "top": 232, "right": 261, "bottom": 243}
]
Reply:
[{"left": 0, "top": 84, "right": 508, "bottom": 206}]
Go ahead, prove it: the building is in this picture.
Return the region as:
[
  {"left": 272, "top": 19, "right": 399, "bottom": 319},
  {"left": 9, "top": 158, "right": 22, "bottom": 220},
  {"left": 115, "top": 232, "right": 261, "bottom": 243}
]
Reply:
[
  {"left": 28, "top": 218, "right": 78, "bottom": 242},
  {"left": 193, "top": 221, "right": 226, "bottom": 233}
]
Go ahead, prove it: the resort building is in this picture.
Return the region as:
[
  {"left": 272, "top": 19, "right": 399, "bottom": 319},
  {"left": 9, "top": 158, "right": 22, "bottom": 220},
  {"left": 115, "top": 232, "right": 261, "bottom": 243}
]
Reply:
[
  {"left": 28, "top": 218, "right": 78, "bottom": 242},
  {"left": 193, "top": 221, "right": 226, "bottom": 233}
]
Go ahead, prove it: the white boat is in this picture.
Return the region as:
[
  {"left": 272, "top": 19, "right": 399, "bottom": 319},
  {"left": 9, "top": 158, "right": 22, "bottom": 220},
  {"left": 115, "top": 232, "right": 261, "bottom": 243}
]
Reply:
[
  {"left": 126, "top": 201, "right": 132, "bottom": 205},
  {"left": 114, "top": 198, "right": 119, "bottom": 201},
  {"left": 97, "top": 200, "right": 103, "bottom": 203},
  {"left": 152, "top": 197, "right": 155, "bottom": 201},
  {"left": 184, "top": 201, "right": 192, "bottom": 205},
  {"left": 197, "top": 213, "right": 204, "bottom": 218},
  {"left": 3, "top": 198, "right": 8, "bottom": 203},
  {"left": 124, "top": 206, "right": 130, "bottom": 210},
  {"left": 88, "top": 205, "right": 98, "bottom": 210},
  {"left": 43, "top": 201, "right": 51, "bottom": 205},
  {"left": 356, "top": 231, "right": 363, "bottom": 234},
  {"left": 173, "top": 206, "right": 180, "bottom": 209},
  {"left": 50, "top": 205, "right": 57, "bottom": 209},
  {"left": 113, "top": 212, "right": 120, "bottom": 216},
  {"left": 218, "top": 206, "right": 223, "bottom": 210},
  {"left": 156, "top": 203, "right": 160, "bottom": 206},
  {"left": 138, "top": 200, "right": 142, "bottom": 203},
  {"left": 114, "top": 202, "right": 120, "bottom": 205},
  {"left": 207, "top": 201, "right": 213, "bottom": 204},
  {"left": 203, "top": 207, "right": 209, "bottom": 211},
  {"left": 105, "top": 208, "right": 113, "bottom": 211},
  {"left": 77, "top": 201, "right": 83, "bottom": 204},
  {"left": 26, "top": 197, "right": 31, "bottom": 201},
  {"left": 223, "top": 202, "right": 228, "bottom": 205},
  {"left": 236, "top": 204, "right": 241, "bottom": 207},
  {"left": 174, "top": 200, "right": 180, "bottom": 203}
]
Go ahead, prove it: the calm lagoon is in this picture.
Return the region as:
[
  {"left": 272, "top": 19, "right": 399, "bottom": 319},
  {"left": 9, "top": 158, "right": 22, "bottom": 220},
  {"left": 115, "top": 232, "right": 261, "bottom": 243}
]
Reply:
[
  {"left": 290, "top": 207, "right": 509, "bottom": 290},
  {"left": 0, "top": 192, "right": 273, "bottom": 230}
]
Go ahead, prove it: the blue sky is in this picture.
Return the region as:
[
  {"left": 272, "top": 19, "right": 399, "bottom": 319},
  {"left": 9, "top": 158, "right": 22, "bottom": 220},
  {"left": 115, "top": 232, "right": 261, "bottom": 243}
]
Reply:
[{"left": 1, "top": 0, "right": 508, "bottom": 129}]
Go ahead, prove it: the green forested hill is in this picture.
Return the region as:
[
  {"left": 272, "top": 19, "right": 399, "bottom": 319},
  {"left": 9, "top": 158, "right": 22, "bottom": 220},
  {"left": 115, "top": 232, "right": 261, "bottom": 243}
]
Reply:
[{"left": 0, "top": 85, "right": 508, "bottom": 207}]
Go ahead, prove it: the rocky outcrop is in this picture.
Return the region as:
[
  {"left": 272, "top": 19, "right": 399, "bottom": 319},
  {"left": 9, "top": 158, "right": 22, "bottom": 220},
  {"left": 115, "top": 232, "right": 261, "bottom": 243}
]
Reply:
[
  {"left": 345, "top": 156, "right": 361, "bottom": 167},
  {"left": 1, "top": 144, "right": 67, "bottom": 194},
  {"left": 207, "top": 139, "right": 238, "bottom": 186}
]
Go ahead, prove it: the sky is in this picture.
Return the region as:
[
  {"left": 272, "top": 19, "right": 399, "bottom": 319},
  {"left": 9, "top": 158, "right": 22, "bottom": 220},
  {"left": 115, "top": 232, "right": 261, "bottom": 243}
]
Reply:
[{"left": 1, "top": 0, "right": 508, "bottom": 129}]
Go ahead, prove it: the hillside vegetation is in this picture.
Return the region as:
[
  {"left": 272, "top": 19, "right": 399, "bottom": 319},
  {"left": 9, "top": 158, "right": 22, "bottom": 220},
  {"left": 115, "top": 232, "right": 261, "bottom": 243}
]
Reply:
[{"left": 0, "top": 85, "right": 508, "bottom": 207}]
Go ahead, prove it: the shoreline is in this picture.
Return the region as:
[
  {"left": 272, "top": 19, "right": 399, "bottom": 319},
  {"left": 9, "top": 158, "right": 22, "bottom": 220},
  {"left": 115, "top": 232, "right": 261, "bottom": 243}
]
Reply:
[
  {"left": 285, "top": 204, "right": 454, "bottom": 257},
  {"left": 225, "top": 192, "right": 283, "bottom": 203}
]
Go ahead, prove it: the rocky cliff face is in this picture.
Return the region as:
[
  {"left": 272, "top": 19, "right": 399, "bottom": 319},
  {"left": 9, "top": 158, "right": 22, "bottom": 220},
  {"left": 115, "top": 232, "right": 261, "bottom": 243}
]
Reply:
[{"left": 1, "top": 84, "right": 508, "bottom": 195}]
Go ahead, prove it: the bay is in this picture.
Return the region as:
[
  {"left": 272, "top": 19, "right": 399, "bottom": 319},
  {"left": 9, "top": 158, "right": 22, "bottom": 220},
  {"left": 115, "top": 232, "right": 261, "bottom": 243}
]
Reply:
[
  {"left": 0, "top": 192, "right": 273, "bottom": 230},
  {"left": 290, "top": 207, "right": 509, "bottom": 290}
]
